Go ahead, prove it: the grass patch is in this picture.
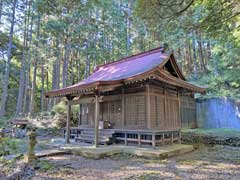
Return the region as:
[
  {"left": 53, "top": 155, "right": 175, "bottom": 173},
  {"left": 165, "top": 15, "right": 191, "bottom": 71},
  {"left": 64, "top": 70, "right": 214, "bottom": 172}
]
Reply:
[
  {"left": 59, "top": 168, "right": 74, "bottom": 175},
  {"left": 182, "top": 128, "right": 240, "bottom": 138},
  {"left": 38, "top": 160, "right": 55, "bottom": 172},
  {"left": 176, "top": 159, "right": 199, "bottom": 165},
  {"left": 0, "top": 137, "right": 28, "bottom": 155},
  {"left": 125, "top": 172, "right": 160, "bottom": 180}
]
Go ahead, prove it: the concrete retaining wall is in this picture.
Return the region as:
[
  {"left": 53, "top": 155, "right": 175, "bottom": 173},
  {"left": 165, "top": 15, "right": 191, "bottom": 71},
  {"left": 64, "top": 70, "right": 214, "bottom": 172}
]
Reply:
[{"left": 196, "top": 97, "right": 240, "bottom": 129}]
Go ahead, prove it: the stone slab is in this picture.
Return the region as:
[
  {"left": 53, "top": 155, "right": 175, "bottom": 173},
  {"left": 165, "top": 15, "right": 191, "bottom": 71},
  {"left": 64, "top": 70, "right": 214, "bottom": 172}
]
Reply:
[
  {"left": 57, "top": 143, "right": 194, "bottom": 159},
  {"left": 36, "top": 149, "right": 69, "bottom": 158}
]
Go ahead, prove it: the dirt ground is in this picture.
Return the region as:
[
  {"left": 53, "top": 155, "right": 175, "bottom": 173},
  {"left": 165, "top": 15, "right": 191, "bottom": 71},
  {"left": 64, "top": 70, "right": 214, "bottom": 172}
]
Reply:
[
  {"left": 32, "top": 145, "right": 240, "bottom": 180},
  {"left": 1, "top": 145, "right": 240, "bottom": 180}
]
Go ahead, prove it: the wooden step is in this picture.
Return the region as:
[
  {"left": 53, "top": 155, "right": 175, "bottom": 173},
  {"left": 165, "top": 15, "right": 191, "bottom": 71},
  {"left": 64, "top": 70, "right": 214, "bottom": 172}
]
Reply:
[
  {"left": 76, "top": 136, "right": 110, "bottom": 142},
  {"left": 75, "top": 136, "right": 110, "bottom": 144},
  {"left": 81, "top": 130, "right": 115, "bottom": 136},
  {"left": 78, "top": 134, "right": 111, "bottom": 139},
  {"left": 75, "top": 129, "right": 115, "bottom": 145}
]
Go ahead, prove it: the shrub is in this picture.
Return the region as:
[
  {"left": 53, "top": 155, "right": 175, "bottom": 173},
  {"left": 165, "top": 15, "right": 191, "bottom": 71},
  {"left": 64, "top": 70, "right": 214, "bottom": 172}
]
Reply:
[{"left": 52, "top": 101, "right": 67, "bottom": 115}]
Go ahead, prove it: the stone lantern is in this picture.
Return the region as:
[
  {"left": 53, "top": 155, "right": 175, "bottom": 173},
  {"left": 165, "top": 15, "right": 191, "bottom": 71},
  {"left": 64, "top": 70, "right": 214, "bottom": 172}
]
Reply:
[
  {"left": 0, "top": 128, "right": 5, "bottom": 138},
  {"left": 24, "top": 128, "right": 38, "bottom": 163}
]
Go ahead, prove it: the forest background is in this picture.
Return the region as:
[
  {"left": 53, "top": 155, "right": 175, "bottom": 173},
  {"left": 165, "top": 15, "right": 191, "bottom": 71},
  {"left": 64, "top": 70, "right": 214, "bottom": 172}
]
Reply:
[{"left": 0, "top": 0, "right": 239, "bottom": 117}]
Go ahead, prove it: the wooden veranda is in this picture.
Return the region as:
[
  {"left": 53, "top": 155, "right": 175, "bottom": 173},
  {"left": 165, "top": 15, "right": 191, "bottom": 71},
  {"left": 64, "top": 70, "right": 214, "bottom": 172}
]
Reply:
[{"left": 64, "top": 127, "right": 181, "bottom": 147}]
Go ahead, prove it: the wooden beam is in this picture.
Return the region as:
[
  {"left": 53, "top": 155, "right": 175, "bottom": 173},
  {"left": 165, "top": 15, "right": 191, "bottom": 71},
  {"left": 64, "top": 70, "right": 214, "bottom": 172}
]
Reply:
[
  {"left": 94, "top": 95, "right": 100, "bottom": 147},
  {"left": 103, "top": 95, "right": 121, "bottom": 101},
  {"left": 98, "top": 83, "right": 123, "bottom": 92},
  {"left": 146, "top": 84, "right": 151, "bottom": 129},
  {"left": 70, "top": 97, "right": 95, "bottom": 105},
  {"left": 70, "top": 95, "right": 123, "bottom": 106}
]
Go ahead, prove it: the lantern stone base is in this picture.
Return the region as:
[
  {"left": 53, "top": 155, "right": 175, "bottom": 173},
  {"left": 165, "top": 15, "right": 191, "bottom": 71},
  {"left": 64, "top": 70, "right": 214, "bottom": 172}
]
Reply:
[{"left": 24, "top": 153, "right": 37, "bottom": 163}]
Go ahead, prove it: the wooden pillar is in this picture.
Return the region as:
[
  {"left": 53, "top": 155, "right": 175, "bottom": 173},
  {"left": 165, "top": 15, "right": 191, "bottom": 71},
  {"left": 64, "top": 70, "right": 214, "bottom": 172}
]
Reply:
[
  {"left": 146, "top": 84, "right": 151, "bottom": 129},
  {"left": 162, "top": 133, "right": 165, "bottom": 145},
  {"left": 122, "top": 88, "right": 125, "bottom": 127},
  {"left": 177, "top": 90, "right": 181, "bottom": 129},
  {"left": 152, "top": 132, "right": 156, "bottom": 148},
  {"left": 94, "top": 95, "right": 100, "bottom": 147},
  {"left": 124, "top": 132, "right": 128, "bottom": 145},
  {"left": 177, "top": 91, "right": 182, "bottom": 144},
  {"left": 138, "top": 133, "right": 141, "bottom": 147},
  {"left": 79, "top": 104, "right": 82, "bottom": 126},
  {"left": 163, "top": 87, "right": 167, "bottom": 127},
  {"left": 66, "top": 96, "right": 73, "bottom": 144},
  {"left": 179, "top": 131, "right": 181, "bottom": 143}
]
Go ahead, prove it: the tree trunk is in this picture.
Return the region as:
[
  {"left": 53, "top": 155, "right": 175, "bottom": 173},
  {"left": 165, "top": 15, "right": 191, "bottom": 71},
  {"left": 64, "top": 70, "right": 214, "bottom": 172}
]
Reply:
[
  {"left": 191, "top": 31, "right": 198, "bottom": 79},
  {"left": 77, "top": 49, "right": 81, "bottom": 82},
  {"left": 16, "top": 0, "right": 28, "bottom": 115},
  {"left": 0, "top": 0, "right": 17, "bottom": 116},
  {"left": 125, "top": 2, "right": 131, "bottom": 56},
  {"left": 55, "top": 40, "right": 61, "bottom": 90},
  {"left": 84, "top": 42, "right": 90, "bottom": 79},
  {"left": 28, "top": 61, "right": 37, "bottom": 115},
  {"left": 0, "top": 0, "right": 3, "bottom": 27},
  {"left": 23, "top": 13, "right": 33, "bottom": 114},
  {"left": 183, "top": 46, "right": 189, "bottom": 74},
  {"left": 70, "top": 51, "right": 75, "bottom": 85},
  {"left": 40, "top": 63, "right": 44, "bottom": 112},
  {"left": 29, "top": 15, "right": 40, "bottom": 115},
  {"left": 205, "top": 40, "right": 211, "bottom": 67},
  {"left": 62, "top": 39, "right": 70, "bottom": 88},
  {"left": 52, "top": 39, "right": 61, "bottom": 106},
  {"left": 188, "top": 40, "right": 193, "bottom": 73},
  {"left": 197, "top": 30, "right": 207, "bottom": 72},
  {"left": 177, "top": 47, "right": 182, "bottom": 69}
]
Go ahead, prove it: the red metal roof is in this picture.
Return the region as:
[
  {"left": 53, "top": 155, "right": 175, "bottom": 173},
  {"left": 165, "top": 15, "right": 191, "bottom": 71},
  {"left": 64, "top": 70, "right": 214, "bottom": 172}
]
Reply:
[
  {"left": 72, "top": 48, "right": 169, "bottom": 85},
  {"left": 45, "top": 47, "right": 205, "bottom": 97}
]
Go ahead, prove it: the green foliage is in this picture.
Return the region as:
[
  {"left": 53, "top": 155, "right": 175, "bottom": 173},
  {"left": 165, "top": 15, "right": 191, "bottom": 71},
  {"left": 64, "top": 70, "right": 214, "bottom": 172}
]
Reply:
[
  {"left": 0, "top": 137, "right": 24, "bottom": 156},
  {"left": 0, "top": 117, "right": 9, "bottom": 128},
  {"left": 136, "top": 0, "right": 240, "bottom": 99},
  {"left": 38, "top": 160, "right": 55, "bottom": 172},
  {"left": 52, "top": 101, "right": 67, "bottom": 115},
  {"left": 51, "top": 101, "right": 79, "bottom": 127},
  {"left": 0, "top": 0, "right": 239, "bottom": 118}
]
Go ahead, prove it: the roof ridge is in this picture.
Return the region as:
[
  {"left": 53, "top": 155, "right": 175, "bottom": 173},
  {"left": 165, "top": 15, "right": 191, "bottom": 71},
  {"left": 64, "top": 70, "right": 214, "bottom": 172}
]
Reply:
[{"left": 94, "top": 46, "right": 164, "bottom": 72}]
